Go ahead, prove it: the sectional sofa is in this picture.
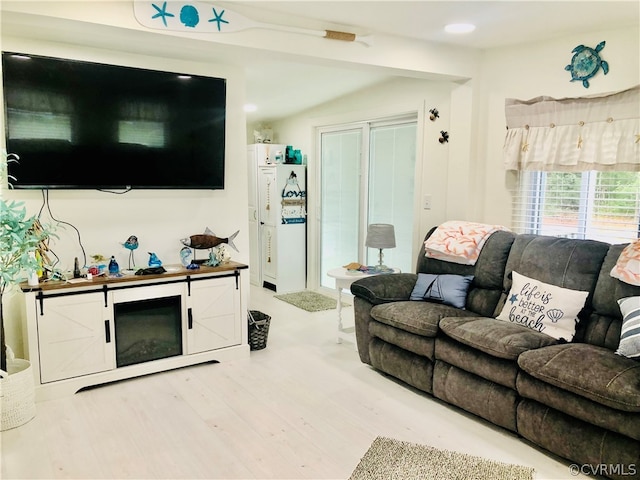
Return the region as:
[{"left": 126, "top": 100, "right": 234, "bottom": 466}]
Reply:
[{"left": 350, "top": 225, "right": 640, "bottom": 479}]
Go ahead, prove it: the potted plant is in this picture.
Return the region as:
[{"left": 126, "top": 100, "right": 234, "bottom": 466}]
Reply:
[{"left": 0, "top": 151, "right": 55, "bottom": 430}]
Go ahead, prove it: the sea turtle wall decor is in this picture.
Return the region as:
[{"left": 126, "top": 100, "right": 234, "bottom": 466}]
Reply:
[{"left": 565, "top": 41, "right": 609, "bottom": 88}]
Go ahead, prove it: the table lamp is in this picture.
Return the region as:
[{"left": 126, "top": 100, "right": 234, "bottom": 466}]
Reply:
[{"left": 366, "top": 224, "right": 396, "bottom": 267}]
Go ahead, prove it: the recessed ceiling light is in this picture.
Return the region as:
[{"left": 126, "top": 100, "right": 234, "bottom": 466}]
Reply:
[
  {"left": 444, "top": 23, "right": 476, "bottom": 34},
  {"left": 177, "top": 75, "right": 192, "bottom": 80},
  {"left": 244, "top": 104, "right": 257, "bottom": 113}
]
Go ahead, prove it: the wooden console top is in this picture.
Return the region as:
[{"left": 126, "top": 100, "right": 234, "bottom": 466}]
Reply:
[{"left": 20, "top": 261, "right": 248, "bottom": 293}]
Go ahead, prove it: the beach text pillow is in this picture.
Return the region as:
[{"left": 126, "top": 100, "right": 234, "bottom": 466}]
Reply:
[
  {"left": 496, "top": 271, "right": 589, "bottom": 341},
  {"left": 616, "top": 296, "right": 640, "bottom": 359},
  {"left": 410, "top": 273, "right": 474, "bottom": 309}
]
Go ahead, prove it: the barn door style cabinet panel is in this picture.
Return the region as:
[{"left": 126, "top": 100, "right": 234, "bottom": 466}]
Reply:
[
  {"left": 36, "top": 291, "right": 115, "bottom": 384},
  {"left": 185, "top": 276, "right": 240, "bottom": 355},
  {"left": 21, "top": 262, "right": 249, "bottom": 400}
]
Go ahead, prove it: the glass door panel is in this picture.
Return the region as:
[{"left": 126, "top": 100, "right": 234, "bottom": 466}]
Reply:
[
  {"left": 368, "top": 122, "right": 417, "bottom": 270},
  {"left": 320, "top": 128, "right": 362, "bottom": 288}
]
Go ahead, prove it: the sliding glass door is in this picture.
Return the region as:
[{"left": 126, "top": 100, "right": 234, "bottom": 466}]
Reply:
[{"left": 319, "top": 116, "right": 417, "bottom": 288}]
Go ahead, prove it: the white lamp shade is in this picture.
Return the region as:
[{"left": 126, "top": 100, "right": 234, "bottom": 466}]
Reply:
[{"left": 365, "top": 224, "right": 396, "bottom": 249}]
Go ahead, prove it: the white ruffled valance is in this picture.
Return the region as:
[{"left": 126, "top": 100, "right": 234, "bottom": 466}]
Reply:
[{"left": 503, "top": 85, "right": 640, "bottom": 172}]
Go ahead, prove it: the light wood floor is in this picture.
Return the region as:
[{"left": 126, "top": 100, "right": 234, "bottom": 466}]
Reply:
[{"left": 1, "top": 285, "right": 589, "bottom": 479}]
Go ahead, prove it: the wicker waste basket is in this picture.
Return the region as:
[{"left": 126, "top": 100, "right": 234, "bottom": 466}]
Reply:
[
  {"left": 248, "top": 310, "right": 271, "bottom": 350},
  {"left": 1, "top": 347, "right": 36, "bottom": 431}
]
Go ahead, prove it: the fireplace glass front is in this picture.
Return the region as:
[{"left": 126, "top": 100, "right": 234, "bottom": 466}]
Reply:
[{"left": 114, "top": 295, "right": 182, "bottom": 367}]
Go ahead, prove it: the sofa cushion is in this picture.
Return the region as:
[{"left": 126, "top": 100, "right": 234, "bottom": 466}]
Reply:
[
  {"left": 369, "top": 320, "right": 435, "bottom": 359},
  {"left": 415, "top": 229, "right": 516, "bottom": 318},
  {"left": 503, "top": 235, "right": 609, "bottom": 296},
  {"left": 517, "top": 372, "right": 640, "bottom": 441},
  {"left": 370, "top": 301, "right": 476, "bottom": 338},
  {"left": 409, "top": 273, "right": 474, "bottom": 308},
  {"left": 518, "top": 343, "right": 640, "bottom": 412},
  {"left": 369, "top": 338, "right": 434, "bottom": 394},
  {"left": 577, "top": 244, "right": 640, "bottom": 349},
  {"left": 433, "top": 361, "right": 518, "bottom": 432},
  {"left": 517, "top": 399, "right": 640, "bottom": 477},
  {"left": 616, "top": 296, "right": 640, "bottom": 359},
  {"left": 439, "top": 317, "right": 559, "bottom": 360},
  {"left": 435, "top": 335, "right": 519, "bottom": 389},
  {"left": 495, "top": 271, "right": 588, "bottom": 341}
]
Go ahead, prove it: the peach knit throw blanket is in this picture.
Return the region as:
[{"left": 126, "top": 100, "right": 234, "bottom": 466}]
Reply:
[
  {"left": 610, "top": 239, "right": 640, "bottom": 287},
  {"left": 424, "top": 221, "right": 509, "bottom": 265}
]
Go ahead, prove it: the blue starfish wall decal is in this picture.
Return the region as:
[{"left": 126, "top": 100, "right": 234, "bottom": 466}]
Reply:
[
  {"left": 151, "top": 1, "right": 174, "bottom": 27},
  {"left": 208, "top": 7, "right": 229, "bottom": 31}
]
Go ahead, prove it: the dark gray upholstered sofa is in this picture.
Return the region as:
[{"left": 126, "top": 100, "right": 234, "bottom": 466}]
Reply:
[{"left": 351, "top": 226, "right": 640, "bottom": 479}]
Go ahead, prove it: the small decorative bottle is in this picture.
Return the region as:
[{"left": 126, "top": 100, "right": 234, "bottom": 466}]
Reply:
[{"left": 108, "top": 256, "right": 120, "bottom": 275}]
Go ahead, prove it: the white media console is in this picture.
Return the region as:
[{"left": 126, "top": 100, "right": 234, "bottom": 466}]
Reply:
[{"left": 20, "top": 262, "right": 250, "bottom": 400}]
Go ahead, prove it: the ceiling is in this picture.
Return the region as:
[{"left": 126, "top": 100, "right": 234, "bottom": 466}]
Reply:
[
  {"left": 243, "top": 1, "right": 638, "bottom": 49},
  {"left": 238, "top": 1, "right": 639, "bottom": 123}
]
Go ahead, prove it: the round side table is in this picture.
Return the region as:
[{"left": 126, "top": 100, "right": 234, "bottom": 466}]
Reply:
[{"left": 327, "top": 267, "right": 399, "bottom": 344}]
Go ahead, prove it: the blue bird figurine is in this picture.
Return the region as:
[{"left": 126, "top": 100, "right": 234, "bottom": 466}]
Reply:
[
  {"left": 122, "top": 235, "right": 139, "bottom": 270},
  {"left": 148, "top": 252, "right": 163, "bottom": 268}
]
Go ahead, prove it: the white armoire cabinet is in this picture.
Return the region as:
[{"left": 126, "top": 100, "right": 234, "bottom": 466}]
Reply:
[{"left": 247, "top": 144, "right": 306, "bottom": 293}]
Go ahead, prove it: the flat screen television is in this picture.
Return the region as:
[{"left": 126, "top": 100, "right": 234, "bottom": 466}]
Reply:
[{"left": 2, "top": 52, "right": 226, "bottom": 190}]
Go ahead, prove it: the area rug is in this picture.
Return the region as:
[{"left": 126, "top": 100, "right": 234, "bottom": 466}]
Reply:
[
  {"left": 274, "top": 291, "right": 346, "bottom": 312},
  {"left": 349, "top": 436, "right": 535, "bottom": 480}
]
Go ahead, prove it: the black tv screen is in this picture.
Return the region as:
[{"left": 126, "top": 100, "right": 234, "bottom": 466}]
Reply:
[{"left": 2, "top": 52, "right": 226, "bottom": 189}]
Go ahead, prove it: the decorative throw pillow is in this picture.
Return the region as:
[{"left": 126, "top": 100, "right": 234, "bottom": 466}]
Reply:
[
  {"left": 616, "top": 296, "right": 640, "bottom": 359},
  {"left": 496, "top": 271, "right": 589, "bottom": 341},
  {"left": 610, "top": 239, "right": 640, "bottom": 287},
  {"left": 410, "top": 273, "right": 474, "bottom": 309}
]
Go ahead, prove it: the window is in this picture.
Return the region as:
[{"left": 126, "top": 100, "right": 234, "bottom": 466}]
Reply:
[{"left": 513, "top": 170, "right": 640, "bottom": 243}]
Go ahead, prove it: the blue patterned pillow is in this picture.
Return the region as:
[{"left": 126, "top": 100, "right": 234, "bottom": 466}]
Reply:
[
  {"left": 616, "top": 296, "right": 640, "bottom": 359},
  {"left": 410, "top": 273, "right": 474, "bottom": 309}
]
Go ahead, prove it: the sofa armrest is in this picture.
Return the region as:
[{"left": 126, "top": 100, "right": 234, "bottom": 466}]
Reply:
[
  {"left": 350, "top": 273, "right": 417, "bottom": 365},
  {"left": 350, "top": 273, "right": 418, "bottom": 305}
]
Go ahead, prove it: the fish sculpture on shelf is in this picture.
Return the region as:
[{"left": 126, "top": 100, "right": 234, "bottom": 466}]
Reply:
[{"left": 180, "top": 228, "right": 239, "bottom": 252}]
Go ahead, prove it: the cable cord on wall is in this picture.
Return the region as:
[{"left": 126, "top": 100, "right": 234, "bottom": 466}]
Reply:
[{"left": 37, "top": 189, "right": 87, "bottom": 270}]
